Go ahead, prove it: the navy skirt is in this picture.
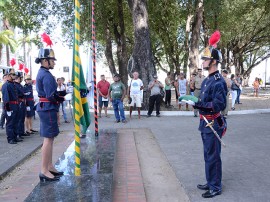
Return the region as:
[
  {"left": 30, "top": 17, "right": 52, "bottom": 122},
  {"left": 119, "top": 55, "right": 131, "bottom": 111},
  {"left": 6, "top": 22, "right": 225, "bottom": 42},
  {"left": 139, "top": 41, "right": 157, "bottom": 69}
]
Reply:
[
  {"left": 26, "top": 106, "right": 35, "bottom": 117},
  {"left": 37, "top": 110, "right": 59, "bottom": 138}
]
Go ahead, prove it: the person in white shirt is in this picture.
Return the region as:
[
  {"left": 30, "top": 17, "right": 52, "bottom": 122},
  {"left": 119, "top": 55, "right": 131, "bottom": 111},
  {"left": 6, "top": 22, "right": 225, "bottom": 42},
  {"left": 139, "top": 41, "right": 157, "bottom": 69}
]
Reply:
[
  {"left": 57, "top": 78, "right": 69, "bottom": 124},
  {"left": 128, "top": 71, "right": 144, "bottom": 119}
]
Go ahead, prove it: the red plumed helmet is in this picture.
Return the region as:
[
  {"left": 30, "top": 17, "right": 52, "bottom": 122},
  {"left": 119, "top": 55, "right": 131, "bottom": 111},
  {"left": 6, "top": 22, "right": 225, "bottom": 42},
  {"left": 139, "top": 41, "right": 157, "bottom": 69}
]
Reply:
[
  {"left": 209, "top": 30, "right": 221, "bottom": 48},
  {"left": 19, "top": 63, "right": 24, "bottom": 70},
  {"left": 41, "top": 32, "right": 53, "bottom": 47},
  {"left": 10, "top": 58, "right": 16, "bottom": 67}
]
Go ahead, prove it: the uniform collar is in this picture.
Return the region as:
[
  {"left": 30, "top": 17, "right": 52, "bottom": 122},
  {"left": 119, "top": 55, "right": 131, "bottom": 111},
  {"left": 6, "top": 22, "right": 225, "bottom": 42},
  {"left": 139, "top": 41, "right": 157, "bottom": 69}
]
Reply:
[
  {"left": 41, "top": 66, "right": 49, "bottom": 71},
  {"left": 208, "top": 70, "right": 219, "bottom": 77}
]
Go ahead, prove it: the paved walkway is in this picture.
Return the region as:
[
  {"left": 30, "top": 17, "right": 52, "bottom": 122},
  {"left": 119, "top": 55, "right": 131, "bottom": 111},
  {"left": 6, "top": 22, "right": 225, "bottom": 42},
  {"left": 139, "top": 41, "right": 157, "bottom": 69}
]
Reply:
[{"left": 96, "top": 112, "right": 270, "bottom": 201}]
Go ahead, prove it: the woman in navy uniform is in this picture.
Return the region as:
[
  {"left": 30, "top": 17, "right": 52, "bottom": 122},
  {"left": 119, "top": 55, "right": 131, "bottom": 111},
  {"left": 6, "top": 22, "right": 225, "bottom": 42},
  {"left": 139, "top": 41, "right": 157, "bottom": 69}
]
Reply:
[
  {"left": 35, "top": 48, "right": 65, "bottom": 182},
  {"left": 14, "top": 71, "right": 26, "bottom": 140},
  {"left": 181, "top": 31, "right": 227, "bottom": 198},
  {"left": 24, "top": 75, "right": 37, "bottom": 134},
  {"left": 1, "top": 68, "right": 22, "bottom": 144}
]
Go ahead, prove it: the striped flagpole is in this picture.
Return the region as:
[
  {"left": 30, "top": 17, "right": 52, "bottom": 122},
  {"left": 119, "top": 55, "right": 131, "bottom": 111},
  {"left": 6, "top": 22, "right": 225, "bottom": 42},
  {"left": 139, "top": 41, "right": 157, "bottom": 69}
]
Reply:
[
  {"left": 92, "top": 0, "right": 99, "bottom": 136},
  {"left": 74, "top": 0, "right": 81, "bottom": 176}
]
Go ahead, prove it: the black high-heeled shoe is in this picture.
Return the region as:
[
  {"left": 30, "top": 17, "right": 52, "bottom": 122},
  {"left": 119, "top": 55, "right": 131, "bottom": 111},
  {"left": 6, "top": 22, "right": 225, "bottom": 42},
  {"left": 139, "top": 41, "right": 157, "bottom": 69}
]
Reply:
[
  {"left": 39, "top": 173, "right": 60, "bottom": 182},
  {"left": 49, "top": 170, "right": 64, "bottom": 177}
]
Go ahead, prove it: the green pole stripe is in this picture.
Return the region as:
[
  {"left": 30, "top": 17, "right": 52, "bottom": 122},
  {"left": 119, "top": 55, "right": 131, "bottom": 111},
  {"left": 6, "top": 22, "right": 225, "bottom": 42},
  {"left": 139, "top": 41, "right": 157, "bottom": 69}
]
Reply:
[
  {"left": 75, "top": 141, "right": 80, "bottom": 147},
  {"left": 75, "top": 162, "right": 80, "bottom": 168}
]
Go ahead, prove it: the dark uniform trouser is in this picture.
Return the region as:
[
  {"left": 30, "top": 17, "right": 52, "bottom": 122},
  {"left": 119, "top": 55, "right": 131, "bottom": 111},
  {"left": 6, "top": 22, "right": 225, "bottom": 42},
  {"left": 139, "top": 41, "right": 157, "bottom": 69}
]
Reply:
[
  {"left": 165, "top": 90, "right": 171, "bottom": 106},
  {"left": 16, "top": 102, "right": 26, "bottom": 137},
  {"left": 148, "top": 94, "right": 161, "bottom": 115},
  {"left": 6, "top": 110, "right": 19, "bottom": 142},
  {"left": 201, "top": 131, "right": 222, "bottom": 191}
]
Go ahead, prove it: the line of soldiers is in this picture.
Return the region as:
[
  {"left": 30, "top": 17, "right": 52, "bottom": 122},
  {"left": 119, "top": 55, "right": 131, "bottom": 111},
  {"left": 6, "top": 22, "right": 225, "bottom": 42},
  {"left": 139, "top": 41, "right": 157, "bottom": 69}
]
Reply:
[{"left": 2, "top": 68, "right": 36, "bottom": 144}]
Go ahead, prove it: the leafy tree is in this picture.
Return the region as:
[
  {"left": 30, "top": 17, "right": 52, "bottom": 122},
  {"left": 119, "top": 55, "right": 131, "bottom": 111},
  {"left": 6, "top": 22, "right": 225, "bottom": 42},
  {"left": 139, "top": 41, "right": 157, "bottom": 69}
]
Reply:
[
  {"left": 0, "top": 30, "right": 17, "bottom": 65},
  {"left": 0, "top": 0, "right": 59, "bottom": 34}
]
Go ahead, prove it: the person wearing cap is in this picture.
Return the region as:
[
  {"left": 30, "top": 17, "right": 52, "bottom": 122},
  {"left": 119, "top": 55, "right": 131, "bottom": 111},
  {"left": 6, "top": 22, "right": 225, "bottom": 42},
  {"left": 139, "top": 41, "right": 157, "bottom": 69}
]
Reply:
[
  {"left": 0, "top": 74, "right": 8, "bottom": 129},
  {"left": 192, "top": 68, "right": 205, "bottom": 117},
  {"left": 147, "top": 75, "right": 164, "bottom": 117},
  {"left": 221, "top": 70, "right": 231, "bottom": 117},
  {"left": 1, "top": 68, "right": 22, "bottom": 144},
  {"left": 180, "top": 31, "right": 227, "bottom": 198},
  {"left": 14, "top": 71, "right": 27, "bottom": 140},
  {"left": 24, "top": 75, "right": 37, "bottom": 134},
  {"left": 35, "top": 48, "right": 66, "bottom": 182},
  {"left": 108, "top": 74, "right": 126, "bottom": 123}
]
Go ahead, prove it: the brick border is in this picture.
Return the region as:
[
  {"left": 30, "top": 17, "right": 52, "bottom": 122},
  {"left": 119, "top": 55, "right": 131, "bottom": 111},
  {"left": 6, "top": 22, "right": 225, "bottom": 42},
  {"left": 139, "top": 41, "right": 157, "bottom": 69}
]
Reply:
[{"left": 113, "top": 130, "right": 146, "bottom": 202}]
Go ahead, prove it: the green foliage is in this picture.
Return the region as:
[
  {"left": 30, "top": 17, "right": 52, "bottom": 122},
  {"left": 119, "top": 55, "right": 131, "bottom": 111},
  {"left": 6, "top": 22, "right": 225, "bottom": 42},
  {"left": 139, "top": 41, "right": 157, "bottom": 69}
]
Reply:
[
  {"left": 0, "top": 30, "right": 17, "bottom": 53},
  {"left": 0, "top": 0, "right": 59, "bottom": 34}
]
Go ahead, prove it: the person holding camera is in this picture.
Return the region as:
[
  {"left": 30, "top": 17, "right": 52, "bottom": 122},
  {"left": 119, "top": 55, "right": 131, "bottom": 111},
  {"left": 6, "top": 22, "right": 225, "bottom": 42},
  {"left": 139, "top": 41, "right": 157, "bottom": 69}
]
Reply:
[
  {"left": 128, "top": 71, "right": 143, "bottom": 119},
  {"left": 147, "top": 75, "right": 164, "bottom": 117}
]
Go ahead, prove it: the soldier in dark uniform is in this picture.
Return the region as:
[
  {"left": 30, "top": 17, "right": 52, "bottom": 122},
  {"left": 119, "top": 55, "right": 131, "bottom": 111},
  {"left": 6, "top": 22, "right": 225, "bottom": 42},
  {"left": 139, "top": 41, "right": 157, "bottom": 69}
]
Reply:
[
  {"left": 0, "top": 73, "right": 8, "bottom": 129},
  {"left": 14, "top": 71, "right": 27, "bottom": 139},
  {"left": 180, "top": 31, "right": 227, "bottom": 198},
  {"left": 35, "top": 48, "right": 65, "bottom": 182},
  {"left": 24, "top": 75, "right": 37, "bottom": 134},
  {"left": 1, "top": 68, "right": 22, "bottom": 144}
]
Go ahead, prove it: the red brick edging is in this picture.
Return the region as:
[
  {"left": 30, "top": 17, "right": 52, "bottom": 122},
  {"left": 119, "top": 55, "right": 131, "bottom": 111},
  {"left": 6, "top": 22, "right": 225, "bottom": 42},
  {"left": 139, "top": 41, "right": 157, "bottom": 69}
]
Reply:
[{"left": 113, "top": 131, "right": 146, "bottom": 202}]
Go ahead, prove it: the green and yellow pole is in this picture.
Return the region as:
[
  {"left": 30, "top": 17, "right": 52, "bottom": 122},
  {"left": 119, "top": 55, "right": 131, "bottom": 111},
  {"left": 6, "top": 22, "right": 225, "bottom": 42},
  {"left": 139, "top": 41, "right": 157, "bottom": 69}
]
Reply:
[{"left": 74, "top": 0, "right": 81, "bottom": 176}]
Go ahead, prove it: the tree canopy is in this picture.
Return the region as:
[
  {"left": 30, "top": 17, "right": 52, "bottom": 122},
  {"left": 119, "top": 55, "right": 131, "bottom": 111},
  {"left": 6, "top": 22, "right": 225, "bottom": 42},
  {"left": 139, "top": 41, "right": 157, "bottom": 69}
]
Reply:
[{"left": 0, "top": 0, "right": 269, "bottom": 81}]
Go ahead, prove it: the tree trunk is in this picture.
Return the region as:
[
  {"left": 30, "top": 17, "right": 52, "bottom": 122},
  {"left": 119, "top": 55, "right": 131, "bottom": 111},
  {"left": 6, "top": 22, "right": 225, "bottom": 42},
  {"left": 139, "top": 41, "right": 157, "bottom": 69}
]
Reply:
[
  {"left": 6, "top": 45, "right": 10, "bottom": 66},
  {"left": 184, "top": 0, "right": 193, "bottom": 76},
  {"left": 23, "top": 34, "right": 27, "bottom": 67},
  {"left": 114, "top": 0, "right": 128, "bottom": 87},
  {"left": 127, "top": 0, "right": 156, "bottom": 109},
  {"left": 104, "top": 22, "right": 117, "bottom": 77},
  {"left": 188, "top": 0, "right": 204, "bottom": 74}
]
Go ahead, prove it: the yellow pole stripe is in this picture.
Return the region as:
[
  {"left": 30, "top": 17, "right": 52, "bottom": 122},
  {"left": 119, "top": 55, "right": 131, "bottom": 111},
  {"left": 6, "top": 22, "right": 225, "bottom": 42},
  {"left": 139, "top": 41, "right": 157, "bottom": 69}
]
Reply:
[{"left": 74, "top": 0, "right": 81, "bottom": 176}]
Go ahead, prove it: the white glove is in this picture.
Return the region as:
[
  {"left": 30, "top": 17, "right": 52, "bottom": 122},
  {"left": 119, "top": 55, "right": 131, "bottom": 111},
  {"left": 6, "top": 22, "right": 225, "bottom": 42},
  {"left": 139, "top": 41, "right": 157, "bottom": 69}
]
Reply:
[
  {"left": 26, "top": 106, "right": 31, "bottom": 111},
  {"left": 64, "top": 93, "right": 72, "bottom": 101},
  {"left": 24, "top": 92, "right": 31, "bottom": 95},
  {"left": 7, "top": 111, "right": 12, "bottom": 116},
  {"left": 181, "top": 99, "right": 195, "bottom": 106}
]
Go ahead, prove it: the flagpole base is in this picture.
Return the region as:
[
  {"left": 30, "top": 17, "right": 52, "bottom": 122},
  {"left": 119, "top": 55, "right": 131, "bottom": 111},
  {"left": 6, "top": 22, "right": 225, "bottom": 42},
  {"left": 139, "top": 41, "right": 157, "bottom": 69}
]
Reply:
[{"left": 75, "top": 167, "right": 81, "bottom": 176}]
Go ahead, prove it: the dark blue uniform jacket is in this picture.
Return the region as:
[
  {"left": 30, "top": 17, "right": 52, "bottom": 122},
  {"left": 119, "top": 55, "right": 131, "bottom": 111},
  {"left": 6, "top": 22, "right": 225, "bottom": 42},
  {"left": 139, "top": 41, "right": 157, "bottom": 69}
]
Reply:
[{"left": 194, "top": 70, "right": 228, "bottom": 133}]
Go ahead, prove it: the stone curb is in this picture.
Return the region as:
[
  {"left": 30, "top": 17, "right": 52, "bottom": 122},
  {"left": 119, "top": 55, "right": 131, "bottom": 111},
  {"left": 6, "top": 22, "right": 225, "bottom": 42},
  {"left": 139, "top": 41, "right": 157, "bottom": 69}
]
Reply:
[
  {"left": 0, "top": 143, "right": 42, "bottom": 180},
  {"left": 90, "top": 108, "right": 270, "bottom": 116}
]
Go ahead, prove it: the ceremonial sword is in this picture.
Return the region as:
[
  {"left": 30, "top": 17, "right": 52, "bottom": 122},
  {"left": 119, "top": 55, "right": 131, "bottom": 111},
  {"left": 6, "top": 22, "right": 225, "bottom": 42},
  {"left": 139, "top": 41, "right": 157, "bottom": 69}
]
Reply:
[{"left": 202, "top": 115, "right": 226, "bottom": 147}]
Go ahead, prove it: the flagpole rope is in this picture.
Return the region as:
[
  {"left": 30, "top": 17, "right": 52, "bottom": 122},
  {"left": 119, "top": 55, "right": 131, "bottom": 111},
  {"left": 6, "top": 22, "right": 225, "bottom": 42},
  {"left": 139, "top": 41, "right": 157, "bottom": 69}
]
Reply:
[
  {"left": 92, "top": 0, "right": 99, "bottom": 136},
  {"left": 74, "top": 0, "right": 81, "bottom": 176}
]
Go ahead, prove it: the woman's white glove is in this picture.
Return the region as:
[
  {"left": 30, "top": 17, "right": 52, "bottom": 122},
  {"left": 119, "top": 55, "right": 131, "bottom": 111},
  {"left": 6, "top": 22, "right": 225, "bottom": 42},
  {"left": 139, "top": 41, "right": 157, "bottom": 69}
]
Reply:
[
  {"left": 26, "top": 106, "right": 31, "bottom": 111},
  {"left": 7, "top": 111, "right": 13, "bottom": 116}
]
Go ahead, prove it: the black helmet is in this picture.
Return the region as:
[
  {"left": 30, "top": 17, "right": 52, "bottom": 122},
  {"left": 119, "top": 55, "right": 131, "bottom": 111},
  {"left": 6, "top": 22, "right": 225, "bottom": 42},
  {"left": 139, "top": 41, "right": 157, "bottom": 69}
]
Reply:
[
  {"left": 14, "top": 71, "right": 23, "bottom": 77},
  {"left": 201, "top": 31, "right": 222, "bottom": 64},
  {"left": 201, "top": 46, "right": 222, "bottom": 63},
  {"left": 5, "top": 68, "right": 15, "bottom": 75},
  {"left": 35, "top": 48, "right": 57, "bottom": 64}
]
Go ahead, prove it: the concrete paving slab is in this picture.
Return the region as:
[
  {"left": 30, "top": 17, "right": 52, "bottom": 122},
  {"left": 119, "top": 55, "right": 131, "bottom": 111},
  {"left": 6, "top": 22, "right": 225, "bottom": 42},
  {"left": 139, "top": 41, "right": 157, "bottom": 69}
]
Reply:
[{"left": 95, "top": 112, "right": 270, "bottom": 201}]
